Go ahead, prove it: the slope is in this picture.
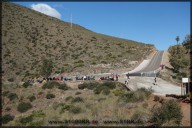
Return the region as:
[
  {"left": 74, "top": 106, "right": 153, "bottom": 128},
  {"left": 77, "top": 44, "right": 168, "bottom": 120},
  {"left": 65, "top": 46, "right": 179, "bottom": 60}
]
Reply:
[{"left": 2, "top": 2, "right": 156, "bottom": 82}]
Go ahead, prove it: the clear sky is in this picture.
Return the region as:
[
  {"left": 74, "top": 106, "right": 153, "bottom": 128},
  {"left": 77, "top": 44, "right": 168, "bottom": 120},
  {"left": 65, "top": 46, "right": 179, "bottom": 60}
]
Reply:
[{"left": 13, "top": 2, "right": 190, "bottom": 51}]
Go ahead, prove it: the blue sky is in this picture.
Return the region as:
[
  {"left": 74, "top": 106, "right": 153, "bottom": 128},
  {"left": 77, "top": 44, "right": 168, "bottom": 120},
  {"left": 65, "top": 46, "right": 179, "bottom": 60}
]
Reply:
[{"left": 13, "top": 2, "right": 190, "bottom": 50}]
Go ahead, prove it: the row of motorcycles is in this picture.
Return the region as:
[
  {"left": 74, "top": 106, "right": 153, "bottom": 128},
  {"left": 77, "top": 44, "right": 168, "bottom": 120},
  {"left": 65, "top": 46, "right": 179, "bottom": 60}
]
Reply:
[{"left": 75, "top": 75, "right": 95, "bottom": 80}]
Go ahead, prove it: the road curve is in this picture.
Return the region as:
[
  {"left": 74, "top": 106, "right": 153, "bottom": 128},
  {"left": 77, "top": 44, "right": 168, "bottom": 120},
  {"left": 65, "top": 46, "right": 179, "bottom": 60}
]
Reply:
[{"left": 128, "top": 51, "right": 164, "bottom": 77}]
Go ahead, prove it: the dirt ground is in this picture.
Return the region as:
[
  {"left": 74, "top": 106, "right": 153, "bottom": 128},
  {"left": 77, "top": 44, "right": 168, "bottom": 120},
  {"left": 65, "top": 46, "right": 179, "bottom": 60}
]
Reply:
[
  {"left": 179, "top": 101, "right": 191, "bottom": 126},
  {"left": 161, "top": 51, "right": 173, "bottom": 69}
]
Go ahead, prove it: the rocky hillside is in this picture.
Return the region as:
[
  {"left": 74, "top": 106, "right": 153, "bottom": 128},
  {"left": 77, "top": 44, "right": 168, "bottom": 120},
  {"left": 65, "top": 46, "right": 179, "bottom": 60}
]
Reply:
[{"left": 2, "top": 2, "right": 155, "bottom": 82}]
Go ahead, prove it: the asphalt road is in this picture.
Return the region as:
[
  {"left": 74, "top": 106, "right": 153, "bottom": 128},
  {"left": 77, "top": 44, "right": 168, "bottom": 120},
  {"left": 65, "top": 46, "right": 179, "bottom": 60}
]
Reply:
[{"left": 128, "top": 51, "right": 164, "bottom": 77}]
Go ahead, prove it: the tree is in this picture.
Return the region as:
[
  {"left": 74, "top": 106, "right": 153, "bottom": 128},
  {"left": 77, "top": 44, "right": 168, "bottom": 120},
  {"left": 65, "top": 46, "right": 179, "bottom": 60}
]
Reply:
[
  {"left": 151, "top": 99, "right": 183, "bottom": 126},
  {"left": 168, "top": 45, "right": 186, "bottom": 72},
  {"left": 40, "top": 59, "right": 53, "bottom": 78},
  {"left": 175, "top": 36, "right": 180, "bottom": 54},
  {"left": 175, "top": 36, "right": 180, "bottom": 45},
  {"left": 182, "top": 34, "right": 191, "bottom": 53}
]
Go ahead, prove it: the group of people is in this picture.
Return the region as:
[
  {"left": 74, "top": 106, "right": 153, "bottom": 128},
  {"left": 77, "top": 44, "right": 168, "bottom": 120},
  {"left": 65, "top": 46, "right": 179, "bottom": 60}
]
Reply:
[
  {"left": 100, "top": 73, "right": 120, "bottom": 81},
  {"left": 111, "top": 73, "right": 119, "bottom": 81},
  {"left": 124, "top": 73, "right": 157, "bottom": 86}
]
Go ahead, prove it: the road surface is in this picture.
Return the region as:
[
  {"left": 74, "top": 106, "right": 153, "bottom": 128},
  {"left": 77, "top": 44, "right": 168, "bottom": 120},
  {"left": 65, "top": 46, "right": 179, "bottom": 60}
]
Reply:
[
  {"left": 118, "top": 76, "right": 181, "bottom": 96},
  {"left": 127, "top": 51, "right": 164, "bottom": 77}
]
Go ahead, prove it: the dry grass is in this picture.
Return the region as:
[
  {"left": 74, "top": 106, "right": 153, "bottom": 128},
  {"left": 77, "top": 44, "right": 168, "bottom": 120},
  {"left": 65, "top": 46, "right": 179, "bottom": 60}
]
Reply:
[{"left": 2, "top": 81, "right": 169, "bottom": 127}]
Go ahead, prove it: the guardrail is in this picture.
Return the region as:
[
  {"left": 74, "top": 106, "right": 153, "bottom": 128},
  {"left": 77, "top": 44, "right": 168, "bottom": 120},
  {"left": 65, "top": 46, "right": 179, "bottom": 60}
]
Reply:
[{"left": 127, "top": 67, "right": 162, "bottom": 77}]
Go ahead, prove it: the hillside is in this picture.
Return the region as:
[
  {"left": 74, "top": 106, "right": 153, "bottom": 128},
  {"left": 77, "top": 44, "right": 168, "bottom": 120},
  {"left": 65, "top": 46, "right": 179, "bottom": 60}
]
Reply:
[
  {"left": 2, "top": 2, "right": 155, "bottom": 82},
  {"left": 160, "top": 35, "right": 190, "bottom": 85}
]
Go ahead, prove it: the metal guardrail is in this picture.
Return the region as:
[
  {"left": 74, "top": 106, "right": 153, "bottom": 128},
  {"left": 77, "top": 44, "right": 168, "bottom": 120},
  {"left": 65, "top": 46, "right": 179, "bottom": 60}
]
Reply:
[{"left": 127, "top": 67, "right": 161, "bottom": 77}]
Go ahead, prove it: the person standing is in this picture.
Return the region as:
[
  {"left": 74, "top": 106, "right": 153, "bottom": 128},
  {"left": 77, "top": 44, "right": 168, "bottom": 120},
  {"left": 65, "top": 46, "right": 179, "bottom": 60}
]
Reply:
[
  {"left": 116, "top": 73, "right": 118, "bottom": 81},
  {"left": 154, "top": 77, "right": 157, "bottom": 85},
  {"left": 111, "top": 73, "right": 114, "bottom": 81},
  {"left": 126, "top": 79, "right": 129, "bottom": 85},
  {"left": 125, "top": 79, "right": 128, "bottom": 85},
  {"left": 127, "top": 73, "right": 130, "bottom": 79}
]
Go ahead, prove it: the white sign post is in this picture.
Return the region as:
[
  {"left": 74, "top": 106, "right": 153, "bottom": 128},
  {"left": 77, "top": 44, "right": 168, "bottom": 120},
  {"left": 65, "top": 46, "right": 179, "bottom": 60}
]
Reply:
[
  {"left": 182, "top": 78, "right": 189, "bottom": 83},
  {"left": 181, "top": 78, "right": 189, "bottom": 96}
]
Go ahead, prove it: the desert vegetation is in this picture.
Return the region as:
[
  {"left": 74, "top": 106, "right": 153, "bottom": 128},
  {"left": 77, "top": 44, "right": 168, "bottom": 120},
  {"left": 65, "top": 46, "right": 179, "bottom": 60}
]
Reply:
[
  {"left": 2, "top": 2, "right": 155, "bottom": 82},
  {"left": 1, "top": 2, "right": 186, "bottom": 127},
  {"left": 2, "top": 81, "right": 183, "bottom": 126},
  {"left": 166, "top": 35, "right": 190, "bottom": 83}
]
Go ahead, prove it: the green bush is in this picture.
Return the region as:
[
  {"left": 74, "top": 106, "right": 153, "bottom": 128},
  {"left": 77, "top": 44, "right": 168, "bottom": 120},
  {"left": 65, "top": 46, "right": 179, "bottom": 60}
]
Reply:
[
  {"left": 137, "top": 87, "right": 153, "bottom": 98},
  {"left": 75, "top": 92, "right": 82, "bottom": 95},
  {"left": 31, "top": 110, "right": 45, "bottom": 118},
  {"left": 93, "top": 86, "right": 103, "bottom": 94},
  {"left": 98, "top": 97, "right": 106, "bottom": 102},
  {"left": 1, "top": 114, "right": 14, "bottom": 124},
  {"left": 65, "top": 96, "right": 74, "bottom": 101},
  {"left": 131, "top": 110, "right": 148, "bottom": 124},
  {"left": 102, "top": 88, "right": 110, "bottom": 95},
  {"left": 18, "top": 110, "right": 45, "bottom": 126},
  {"left": 3, "top": 91, "right": 9, "bottom": 97},
  {"left": 154, "top": 95, "right": 160, "bottom": 101},
  {"left": 75, "top": 60, "right": 84, "bottom": 63},
  {"left": 102, "top": 82, "right": 116, "bottom": 89},
  {"left": 94, "top": 85, "right": 111, "bottom": 95},
  {"left": 91, "top": 61, "right": 96, "bottom": 65},
  {"left": 151, "top": 99, "right": 183, "bottom": 126},
  {"left": 78, "top": 83, "right": 87, "bottom": 89},
  {"left": 58, "top": 84, "right": 69, "bottom": 90},
  {"left": 177, "top": 72, "right": 187, "bottom": 78},
  {"left": 113, "top": 89, "right": 125, "bottom": 96},
  {"left": 87, "top": 82, "right": 99, "bottom": 90},
  {"left": 72, "top": 97, "right": 84, "bottom": 103},
  {"left": 17, "top": 102, "right": 32, "bottom": 113},
  {"left": 121, "top": 92, "right": 137, "bottom": 103},
  {"left": 60, "top": 104, "right": 72, "bottom": 113},
  {"left": 101, "top": 61, "right": 107, "bottom": 64},
  {"left": 42, "top": 81, "right": 60, "bottom": 89},
  {"left": 28, "top": 95, "right": 36, "bottom": 102},
  {"left": 120, "top": 88, "right": 152, "bottom": 103},
  {"left": 5, "top": 107, "right": 11, "bottom": 111},
  {"left": 78, "top": 82, "right": 99, "bottom": 90},
  {"left": 46, "top": 93, "right": 55, "bottom": 99},
  {"left": 23, "top": 82, "right": 32, "bottom": 88},
  {"left": 75, "top": 63, "right": 84, "bottom": 68},
  {"left": 7, "top": 93, "right": 18, "bottom": 101},
  {"left": 8, "top": 78, "right": 14, "bottom": 82},
  {"left": 19, "top": 115, "right": 33, "bottom": 125},
  {"left": 142, "top": 102, "right": 148, "bottom": 108},
  {"left": 69, "top": 106, "right": 81, "bottom": 114},
  {"left": 38, "top": 92, "right": 43, "bottom": 95},
  {"left": 172, "top": 75, "right": 176, "bottom": 79}
]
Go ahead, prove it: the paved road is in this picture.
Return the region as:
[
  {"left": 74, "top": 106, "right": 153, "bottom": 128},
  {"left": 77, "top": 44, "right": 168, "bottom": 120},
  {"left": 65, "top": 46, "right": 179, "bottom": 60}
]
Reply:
[
  {"left": 128, "top": 51, "right": 164, "bottom": 77},
  {"left": 118, "top": 76, "right": 181, "bottom": 96}
]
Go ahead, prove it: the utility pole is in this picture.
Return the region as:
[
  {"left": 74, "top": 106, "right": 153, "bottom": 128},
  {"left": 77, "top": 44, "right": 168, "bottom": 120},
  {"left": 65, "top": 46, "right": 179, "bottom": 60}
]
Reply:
[{"left": 70, "top": 13, "right": 72, "bottom": 29}]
